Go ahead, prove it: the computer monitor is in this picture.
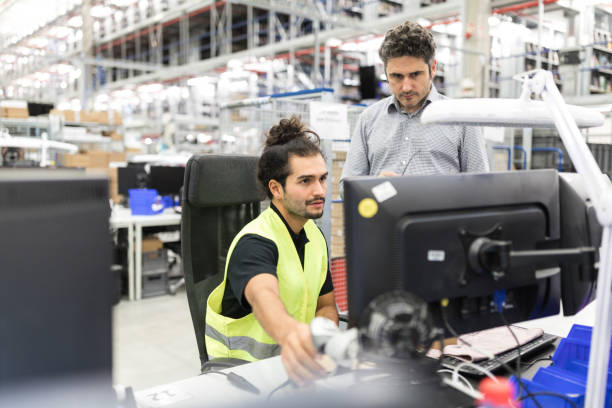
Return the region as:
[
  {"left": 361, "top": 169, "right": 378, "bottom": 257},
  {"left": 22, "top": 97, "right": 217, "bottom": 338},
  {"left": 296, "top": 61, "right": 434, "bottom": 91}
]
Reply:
[
  {"left": 558, "top": 173, "right": 601, "bottom": 315},
  {"left": 149, "top": 165, "right": 185, "bottom": 196},
  {"left": 118, "top": 165, "right": 148, "bottom": 196},
  {"left": 0, "top": 170, "right": 115, "bottom": 406},
  {"left": 343, "top": 169, "right": 597, "bottom": 335}
]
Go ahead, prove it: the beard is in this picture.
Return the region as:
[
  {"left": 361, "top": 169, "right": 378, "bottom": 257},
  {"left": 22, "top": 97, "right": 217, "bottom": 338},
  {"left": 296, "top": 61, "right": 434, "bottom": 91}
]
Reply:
[{"left": 283, "top": 196, "right": 325, "bottom": 220}]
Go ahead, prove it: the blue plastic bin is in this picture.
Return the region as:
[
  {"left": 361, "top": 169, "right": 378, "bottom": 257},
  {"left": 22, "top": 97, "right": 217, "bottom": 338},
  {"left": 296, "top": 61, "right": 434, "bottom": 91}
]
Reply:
[
  {"left": 512, "top": 324, "right": 612, "bottom": 408},
  {"left": 161, "top": 195, "right": 174, "bottom": 209},
  {"left": 510, "top": 376, "right": 583, "bottom": 408},
  {"left": 128, "top": 189, "right": 164, "bottom": 215}
]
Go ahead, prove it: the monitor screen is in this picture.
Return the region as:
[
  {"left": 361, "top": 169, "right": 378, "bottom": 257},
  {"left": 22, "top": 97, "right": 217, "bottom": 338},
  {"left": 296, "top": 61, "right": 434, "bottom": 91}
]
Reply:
[
  {"left": 117, "top": 165, "right": 148, "bottom": 195},
  {"left": 0, "top": 170, "right": 114, "bottom": 406},
  {"left": 149, "top": 166, "right": 185, "bottom": 196},
  {"left": 343, "top": 169, "right": 585, "bottom": 335}
]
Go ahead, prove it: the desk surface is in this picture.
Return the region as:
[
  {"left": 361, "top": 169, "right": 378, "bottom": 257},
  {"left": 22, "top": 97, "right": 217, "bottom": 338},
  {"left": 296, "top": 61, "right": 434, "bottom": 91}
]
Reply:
[
  {"left": 110, "top": 207, "right": 181, "bottom": 227},
  {"left": 135, "top": 302, "right": 596, "bottom": 408}
]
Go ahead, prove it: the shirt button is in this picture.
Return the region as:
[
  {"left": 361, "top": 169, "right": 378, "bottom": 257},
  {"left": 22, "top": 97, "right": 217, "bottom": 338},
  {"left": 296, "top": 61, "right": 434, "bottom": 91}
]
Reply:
[
  {"left": 401, "top": 160, "right": 407, "bottom": 165},
  {"left": 404, "top": 137, "right": 409, "bottom": 141}
]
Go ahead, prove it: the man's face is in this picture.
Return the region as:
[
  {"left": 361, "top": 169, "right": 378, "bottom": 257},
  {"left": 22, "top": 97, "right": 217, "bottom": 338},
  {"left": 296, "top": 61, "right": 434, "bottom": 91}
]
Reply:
[
  {"left": 279, "top": 154, "right": 328, "bottom": 220},
  {"left": 385, "top": 55, "right": 436, "bottom": 113}
]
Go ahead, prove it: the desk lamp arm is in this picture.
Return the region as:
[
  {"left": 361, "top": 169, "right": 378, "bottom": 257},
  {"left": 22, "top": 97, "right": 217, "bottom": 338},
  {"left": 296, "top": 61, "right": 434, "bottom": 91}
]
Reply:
[{"left": 526, "top": 69, "right": 612, "bottom": 408}]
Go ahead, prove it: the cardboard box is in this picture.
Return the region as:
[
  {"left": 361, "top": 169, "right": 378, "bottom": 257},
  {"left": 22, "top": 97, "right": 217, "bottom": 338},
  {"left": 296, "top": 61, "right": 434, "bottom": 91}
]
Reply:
[
  {"left": 110, "top": 131, "right": 124, "bottom": 141},
  {"left": 63, "top": 154, "right": 90, "bottom": 168},
  {"left": 142, "top": 236, "right": 163, "bottom": 253},
  {"left": 111, "top": 111, "right": 123, "bottom": 125},
  {"left": 1, "top": 106, "right": 28, "bottom": 118},
  {"left": 109, "top": 152, "right": 126, "bottom": 163},
  {"left": 87, "top": 151, "right": 110, "bottom": 168},
  {"left": 50, "top": 109, "right": 79, "bottom": 122}
]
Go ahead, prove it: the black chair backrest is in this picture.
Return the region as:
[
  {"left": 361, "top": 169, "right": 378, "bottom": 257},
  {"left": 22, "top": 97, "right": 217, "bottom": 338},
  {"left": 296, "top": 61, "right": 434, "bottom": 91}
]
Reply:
[{"left": 181, "top": 154, "right": 265, "bottom": 368}]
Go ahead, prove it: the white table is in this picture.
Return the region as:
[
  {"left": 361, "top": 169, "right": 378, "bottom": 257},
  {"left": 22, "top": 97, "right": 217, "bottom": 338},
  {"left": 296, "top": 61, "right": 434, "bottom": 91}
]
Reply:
[
  {"left": 134, "top": 302, "right": 597, "bottom": 407},
  {"left": 110, "top": 207, "right": 182, "bottom": 301}
]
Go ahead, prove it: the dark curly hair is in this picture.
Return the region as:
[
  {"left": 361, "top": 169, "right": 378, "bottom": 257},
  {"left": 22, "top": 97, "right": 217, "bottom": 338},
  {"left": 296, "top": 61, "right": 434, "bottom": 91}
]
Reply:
[
  {"left": 257, "top": 115, "right": 323, "bottom": 199},
  {"left": 379, "top": 21, "right": 436, "bottom": 70}
]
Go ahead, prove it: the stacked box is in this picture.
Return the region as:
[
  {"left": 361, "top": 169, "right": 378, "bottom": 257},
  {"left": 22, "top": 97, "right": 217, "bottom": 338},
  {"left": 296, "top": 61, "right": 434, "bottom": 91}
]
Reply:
[
  {"left": 330, "top": 150, "right": 346, "bottom": 258},
  {"left": 0, "top": 107, "right": 29, "bottom": 118}
]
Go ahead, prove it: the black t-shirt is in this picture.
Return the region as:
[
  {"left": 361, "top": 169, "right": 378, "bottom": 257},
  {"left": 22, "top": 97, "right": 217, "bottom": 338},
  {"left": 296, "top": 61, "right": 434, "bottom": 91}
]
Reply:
[{"left": 221, "top": 203, "right": 334, "bottom": 319}]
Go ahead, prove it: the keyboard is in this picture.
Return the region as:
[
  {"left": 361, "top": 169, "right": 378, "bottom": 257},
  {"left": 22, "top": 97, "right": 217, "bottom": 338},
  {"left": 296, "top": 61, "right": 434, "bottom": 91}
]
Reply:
[{"left": 440, "top": 332, "right": 558, "bottom": 376}]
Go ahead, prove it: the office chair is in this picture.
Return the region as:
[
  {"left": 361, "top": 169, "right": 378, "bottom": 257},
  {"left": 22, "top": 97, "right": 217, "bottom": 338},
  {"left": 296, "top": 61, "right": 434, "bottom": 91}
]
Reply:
[{"left": 181, "top": 154, "right": 265, "bottom": 373}]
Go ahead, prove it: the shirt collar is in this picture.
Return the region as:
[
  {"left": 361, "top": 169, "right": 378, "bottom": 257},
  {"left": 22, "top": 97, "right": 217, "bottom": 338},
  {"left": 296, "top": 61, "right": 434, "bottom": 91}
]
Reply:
[
  {"left": 387, "top": 84, "right": 441, "bottom": 117},
  {"left": 269, "top": 202, "right": 309, "bottom": 246}
]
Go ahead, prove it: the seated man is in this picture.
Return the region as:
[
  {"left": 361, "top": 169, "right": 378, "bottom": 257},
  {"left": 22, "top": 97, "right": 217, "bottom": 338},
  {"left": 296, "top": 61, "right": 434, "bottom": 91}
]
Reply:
[{"left": 205, "top": 115, "right": 339, "bottom": 386}]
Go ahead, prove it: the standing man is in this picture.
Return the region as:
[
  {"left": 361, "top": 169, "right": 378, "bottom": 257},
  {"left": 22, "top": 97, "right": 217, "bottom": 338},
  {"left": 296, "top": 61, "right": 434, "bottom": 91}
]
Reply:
[
  {"left": 205, "top": 115, "right": 338, "bottom": 386},
  {"left": 340, "top": 20, "right": 489, "bottom": 193}
]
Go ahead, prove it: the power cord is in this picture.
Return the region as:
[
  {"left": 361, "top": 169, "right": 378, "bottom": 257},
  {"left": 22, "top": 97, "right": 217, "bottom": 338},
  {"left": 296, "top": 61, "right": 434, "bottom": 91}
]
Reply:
[
  {"left": 517, "top": 391, "right": 578, "bottom": 408},
  {"left": 436, "top": 369, "right": 475, "bottom": 392},
  {"left": 200, "top": 370, "right": 261, "bottom": 395},
  {"left": 493, "top": 290, "right": 522, "bottom": 381},
  {"left": 439, "top": 298, "right": 543, "bottom": 408},
  {"left": 520, "top": 356, "right": 553, "bottom": 372}
]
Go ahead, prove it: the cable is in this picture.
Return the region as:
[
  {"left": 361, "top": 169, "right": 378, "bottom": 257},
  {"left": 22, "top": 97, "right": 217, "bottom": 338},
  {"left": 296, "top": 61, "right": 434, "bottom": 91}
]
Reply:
[
  {"left": 494, "top": 290, "right": 522, "bottom": 383},
  {"left": 518, "top": 391, "right": 579, "bottom": 408},
  {"left": 520, "top": 356, "right": 553, "bottom": 372},
  {"left": 436, "top": 369, "right": 475, "bottom": 392},
  {"left": 200, "top": 370, "right": 261, "bottom": 395},
  {"left": 439, "top": 299, "right": 544, "bottom": 408},
  {"left": 267, "top": 379, "right": 292, "bottom": 401},
  {"left": 452, "top": 361, "right": 498, "bottom": 383}
]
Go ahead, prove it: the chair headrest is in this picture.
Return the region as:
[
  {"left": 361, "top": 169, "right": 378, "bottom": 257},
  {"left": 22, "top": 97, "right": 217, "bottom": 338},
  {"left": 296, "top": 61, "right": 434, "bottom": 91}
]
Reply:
[{"left": 184, "top": 154, "right": 265, "bottom": 207}]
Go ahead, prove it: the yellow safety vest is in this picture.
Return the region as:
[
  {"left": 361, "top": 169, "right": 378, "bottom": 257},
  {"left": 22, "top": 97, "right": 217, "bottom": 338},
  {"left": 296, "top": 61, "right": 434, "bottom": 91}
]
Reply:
[{"left": 205, "top": 207, "right": 328, "bottom": 361}]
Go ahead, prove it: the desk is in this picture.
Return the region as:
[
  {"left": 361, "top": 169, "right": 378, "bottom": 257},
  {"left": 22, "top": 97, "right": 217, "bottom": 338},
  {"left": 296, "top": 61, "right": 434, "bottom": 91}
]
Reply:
[
  {"left": 110, "top": 207, "right": 182, "bottom": 301},
  {"left": 134, "top": 303, "right": 597, "bottom": 407}
]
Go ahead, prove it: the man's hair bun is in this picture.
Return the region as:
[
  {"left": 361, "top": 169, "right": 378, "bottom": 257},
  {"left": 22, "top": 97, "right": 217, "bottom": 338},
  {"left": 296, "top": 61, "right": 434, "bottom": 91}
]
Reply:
[{"left": 265, "top": 115, "right": 319, "bottom": 147}]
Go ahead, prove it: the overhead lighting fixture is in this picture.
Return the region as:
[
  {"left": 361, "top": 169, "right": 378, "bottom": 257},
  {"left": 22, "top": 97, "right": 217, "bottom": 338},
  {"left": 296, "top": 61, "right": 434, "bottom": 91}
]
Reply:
[
  {"left": 48, "top": 26, "right": 73, "bottom": 38},
  {"left": 0, "top": 54, "right": 17, "bottom": 63},
  {"left": 15, "top": 47, "right": 31, "bottom": 55},
  {"left": 137, "top": 83, "right": 163, "bottom": 93},
  {"left": 67, "top": 15, "right": 83, "bottom": 28},
  {"left": 110, "top": 0, "right": 138, "bottom": 7},
  {"left": 91, "top": 5, "right": 113, "bottom": 19},
  {"left": 28, "top": 37, "right": 49, "bottom": 48},
  {"left": 488, "top": 15, "right": 501, "bottom": 27},
  {"left": 186, "top": 76, "right": 217, "bottom": 86},
  {"left": 33, "top": 72, "right": 50, "bottom": 82}
]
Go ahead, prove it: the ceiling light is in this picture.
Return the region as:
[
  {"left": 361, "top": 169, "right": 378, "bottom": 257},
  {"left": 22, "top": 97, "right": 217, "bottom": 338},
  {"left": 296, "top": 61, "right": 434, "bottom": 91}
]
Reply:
[
  {"left": 137, "top": 83, "right": 163, "bottom": 93},
  {"left": 0, "top": 54, "right": 17, "bottom": 63},
  {"left": 91, "top": 5, "right": 113, "bottom": 19},
  {"left": 48, "top": 26, "right": 73, "bottom": 38},
  {"left": 187, "top": 76, "right": 216, "bottom": 86},
  {"left": 28, "top": 37, "right": 48, "bottom": 48},
  {"left": 15, "top": 47, "right": 31, "bottom": 55},
  {"left": 67, "top": 15, "right": 82, "bottom": 28},
  {"left": 110, "top": 0, "right": 138, "bottom": 7}
]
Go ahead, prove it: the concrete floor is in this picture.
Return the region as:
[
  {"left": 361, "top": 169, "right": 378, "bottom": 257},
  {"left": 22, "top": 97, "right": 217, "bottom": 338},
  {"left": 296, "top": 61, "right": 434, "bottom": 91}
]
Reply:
[{"left": 112, "top": 289, "right": 200, "bottom": 391}]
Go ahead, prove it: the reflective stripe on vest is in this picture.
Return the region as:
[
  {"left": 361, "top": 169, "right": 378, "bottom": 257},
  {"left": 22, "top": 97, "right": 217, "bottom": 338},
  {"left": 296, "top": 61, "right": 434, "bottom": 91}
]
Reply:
[
  {"left": 205, "top": 323, "right": 280, "bottom": 360},
  {"left": 205, "top": 206, "right": 328, "bottom": 361}
]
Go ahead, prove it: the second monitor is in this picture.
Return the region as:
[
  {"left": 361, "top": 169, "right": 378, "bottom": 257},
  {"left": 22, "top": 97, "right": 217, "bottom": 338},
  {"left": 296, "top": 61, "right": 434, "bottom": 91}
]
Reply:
[{"left": 148, "top": 166, "right": 185, "bottom": 196}]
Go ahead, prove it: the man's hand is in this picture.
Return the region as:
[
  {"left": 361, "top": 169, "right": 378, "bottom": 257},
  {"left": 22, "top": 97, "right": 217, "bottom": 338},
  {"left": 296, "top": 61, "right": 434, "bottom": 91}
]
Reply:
[
  {"left": 378, "top": 170, "right": 400, "bottom": 177},
  {"left": 245, "top": 274, "right": 326, "bottom": 386},
  {"left": 279, "top": 322, "right": 325, "bottom": 386}
]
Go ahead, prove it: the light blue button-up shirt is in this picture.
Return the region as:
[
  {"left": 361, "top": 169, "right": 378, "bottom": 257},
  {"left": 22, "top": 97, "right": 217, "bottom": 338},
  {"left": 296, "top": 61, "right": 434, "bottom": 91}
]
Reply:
[{"left": 340, "top": 86, "right": 490, "bottom": 195}]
